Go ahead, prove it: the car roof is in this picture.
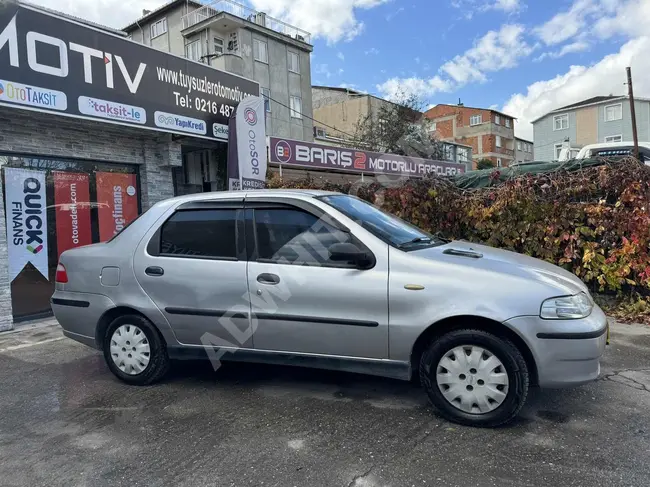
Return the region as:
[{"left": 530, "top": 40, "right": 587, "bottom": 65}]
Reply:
[{"left": 160, "top": 189, "right": 343, "bottom": 206}]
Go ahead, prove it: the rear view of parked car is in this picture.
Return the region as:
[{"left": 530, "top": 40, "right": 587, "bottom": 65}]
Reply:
[{"left": 52, "top": 190, "right": 607, "bottom": 427}]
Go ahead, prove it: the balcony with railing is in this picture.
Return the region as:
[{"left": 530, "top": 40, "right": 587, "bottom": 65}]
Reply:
[{"left": 182, "top": 0, "right": 311, "bottom": 44}]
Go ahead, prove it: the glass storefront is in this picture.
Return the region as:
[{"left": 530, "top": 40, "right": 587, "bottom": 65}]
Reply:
[
  {"left": 173, "top": 145, "right": 228, "bottom": 196},
  {"left": 1, "top": 154, "right": 140, "bottom": 321}
]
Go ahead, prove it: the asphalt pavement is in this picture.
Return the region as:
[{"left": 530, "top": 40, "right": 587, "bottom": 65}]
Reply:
[{"left": 0, "top": 319, "right": 649, "bottom": 487}]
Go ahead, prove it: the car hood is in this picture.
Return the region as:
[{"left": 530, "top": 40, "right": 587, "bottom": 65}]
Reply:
[{"left": 411, "top": 241, "right": 588, "bottom": 296}]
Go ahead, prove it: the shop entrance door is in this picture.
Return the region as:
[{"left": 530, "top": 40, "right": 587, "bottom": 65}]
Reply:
[{"left": 173, "top": 145, "right": 228, "bottom": 196}]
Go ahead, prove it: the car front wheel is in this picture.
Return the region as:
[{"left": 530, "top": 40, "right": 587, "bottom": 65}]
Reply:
[
  {"left": 420, "top": 329, "right": 529, "bottom": 427},
  {"left": 103, "top": 314, "right": 170, "bottom": 385}
]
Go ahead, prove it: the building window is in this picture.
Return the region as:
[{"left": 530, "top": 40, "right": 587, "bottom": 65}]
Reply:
[
  {"left": 214, "top": 37, "right": 224, "bottom": 55},
  {"left": 517, "top": 141, "right": 522, "bottom": 151},
  {"left": 253, "top": 39, "right": 268, "bottom": 63},
  {"left": 444, "top": 144, "right": 454, "bottom": 161},
  {"left": 470, "top": 114, "right": 482, "bottom": 126},
  {"left": 429, "top": 122, "right": 437, "bottom": 133},
  {"left": 553, "top": 114, "right": 569, "bottom": 131},
  {"left": 185, "top": 39, "right": 202, "bottom": 61},
  {"left": 290, "top": 96, "right": 302, "bottom": 119},
  {"left": 554, "top": 143, "right": 563, "bottom": 160},
  {"left": 150, "top": 18, "right": 167, "bottom": 39},
  {"left": 495, "top": 115, "right": 500, "bottom": 125},
  {"left": 496, "top": 135, "right": 502, "bottom": 148},
  {"left": 604, "top": 103, "right": 623, "bottom": 122},
  {"left": 458, "top": 147, "right": 469, "bottom": 162},
  {"left": 288, "top": 51, "right": 300, "bottom": 73},
  {"left": 604, "top": 135, "right": 623, "bottom": 143},
  {"left": 261, "top": 87, "right": 271, "bottom": 112},
  {"left": 505, "top": 118, "right": 511, "bottom": 128},
  {"left": 497, "top": 158, "right": 502, "bottom": 167}
]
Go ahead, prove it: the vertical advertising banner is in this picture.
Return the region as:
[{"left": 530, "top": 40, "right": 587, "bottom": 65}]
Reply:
[
  {"left": 95, "top": 172, "right": 139, "bottom": 241},
  {"left": 227, "top": 95, "right": 267, "bottom": 190},
  {"left": 53, "top": 172, "right": 92, "bottom": 258},
  {"left": 3, "top": 168, "right": 49, "bottom": 281}
]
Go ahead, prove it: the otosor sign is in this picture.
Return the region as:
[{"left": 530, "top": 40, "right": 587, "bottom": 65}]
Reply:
[
  {"left": 269, "top": 137, "right": 466, "bottom": 177},
  {"left": 0, "top": 3, "right": 259, "bottom": 141}
]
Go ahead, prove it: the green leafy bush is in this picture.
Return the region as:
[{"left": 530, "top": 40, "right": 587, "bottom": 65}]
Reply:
[{"left": 268, "top": 159, "right": 650, "bottom": 317}]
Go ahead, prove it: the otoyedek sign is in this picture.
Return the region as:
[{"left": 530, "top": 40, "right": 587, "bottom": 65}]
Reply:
[
  {"left": 269, "top": 137, "right": 466, "bottom": 177},
  {"left": 0, "top": 3, "right": 259, "bottom": 141}
]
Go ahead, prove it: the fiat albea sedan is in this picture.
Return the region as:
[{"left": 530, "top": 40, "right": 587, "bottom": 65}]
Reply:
[{"left": 52, "top": 190, "right": 607, "bottom": 427}]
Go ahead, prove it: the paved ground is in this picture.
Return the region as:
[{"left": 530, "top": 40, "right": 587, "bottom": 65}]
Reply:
[{"left": 0, "top": 321, "right": 649, "bottom": 487}]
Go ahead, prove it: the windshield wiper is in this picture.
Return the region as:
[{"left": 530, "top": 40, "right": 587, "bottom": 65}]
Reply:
[{"left": 397, "top": 237, "right": 433, "bottom": 248}]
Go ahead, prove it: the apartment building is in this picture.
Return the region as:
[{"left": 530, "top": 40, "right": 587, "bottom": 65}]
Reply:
[
  {"left": 532, "top": 96, "right": 650, "bottom": 161},
  {"left": 515, "top": 137, "right": 534, "bottom": 164},
  {"left": 311, "top": 86, "right": 472, "bottom": 167},
  {"left": 424, "top": 103, "right": 517, "bottom": 168}
]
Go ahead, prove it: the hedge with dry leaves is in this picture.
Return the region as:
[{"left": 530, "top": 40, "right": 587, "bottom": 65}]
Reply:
[{"left": 268, "top": 159, "right": 650, "bottom": 305}]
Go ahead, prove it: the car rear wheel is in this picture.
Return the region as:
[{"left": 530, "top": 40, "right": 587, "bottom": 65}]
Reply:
[
  {"left": 103, "top": 314, "right": 170, "bottom": 385},
  {"left": 420, "top": 329, "right": 529, "bottom": 427}
]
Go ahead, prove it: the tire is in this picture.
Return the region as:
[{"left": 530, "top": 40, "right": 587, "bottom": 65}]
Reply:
[
  {"left": 103, "top": 314, "right": 170, "bottom": 385},
  {"left": 419, "top": 329, "right": 529, "bottom": 427}
]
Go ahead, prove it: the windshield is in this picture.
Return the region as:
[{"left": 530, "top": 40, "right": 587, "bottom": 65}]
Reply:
[{"left": 318, "top": 194, "right": 444, "bottom": 249}]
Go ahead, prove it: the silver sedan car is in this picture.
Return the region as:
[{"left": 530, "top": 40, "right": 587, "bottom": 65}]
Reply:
[{"left": 52, "top": 190, "right": 607, "bottom": 427}]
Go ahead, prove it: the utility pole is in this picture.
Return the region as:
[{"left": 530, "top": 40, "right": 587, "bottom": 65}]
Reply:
[{"left": 626, "top": 67, "right": 640, "bottom": 160}]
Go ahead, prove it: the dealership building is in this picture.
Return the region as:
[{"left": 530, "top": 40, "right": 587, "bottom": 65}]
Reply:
[{"left": 0, "top": 2, "right": 263, "bottom": 328}]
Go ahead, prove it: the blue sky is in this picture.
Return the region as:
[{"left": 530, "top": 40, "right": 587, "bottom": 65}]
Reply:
[{"left": 39, "top": 0, "right": 650, "bottom": 139}]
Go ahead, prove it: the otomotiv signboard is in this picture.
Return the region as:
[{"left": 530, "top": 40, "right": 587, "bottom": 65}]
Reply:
[
  {"left": 0, "top": 2, "right": 259, "bottom": 141},
  {"left": 269, "top": 137, "right": 467, "bottom": 178}
]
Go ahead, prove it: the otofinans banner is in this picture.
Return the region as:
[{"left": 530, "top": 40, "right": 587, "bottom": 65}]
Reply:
[
  {"left": 95, "top": 172, "right": 138, "bottom": 241},
  {"left": 3, "top": 167, "right": 49, "bottom": 281},
  {"left": 227, "top": 95, "right": 267, "bottom": 190},
  {"left": 53, "top": 172, "right": 92, "bottom": 257},
  {"left": 269, "top": 137, "right": 467, "bottom": 177}
]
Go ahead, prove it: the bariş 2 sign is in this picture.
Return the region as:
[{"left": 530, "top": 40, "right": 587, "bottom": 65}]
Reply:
[{"left": 0, "top": 3, "right": 259, "bottom": 140}]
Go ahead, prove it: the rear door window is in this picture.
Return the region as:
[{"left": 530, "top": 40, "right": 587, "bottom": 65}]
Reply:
[{"left": 160, "top": 209, "right": 238, "bottom": 259}]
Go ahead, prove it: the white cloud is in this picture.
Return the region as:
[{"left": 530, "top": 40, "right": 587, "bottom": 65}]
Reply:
[
  {"left": 415, "top": 57, "right": 421, "bottom": 64},
  {"left": 27, "top": 0, "right": 167, "bottom": 29},
  {"left": 250, "top": 0, "right": 388, "bottom": 43},
  {"left": 441, "top": 24, "right": 533, "bottom": 84},
  {"left": 534, "top": 0, "right": 598, "bottom": 46},
  {"left": 535, "top": 40, "right": 590, "bottom": 61},
  {"left": 376, "top": 76, "right": 453, "bottom": 101},
  {"left": 385, "top": 7, "right": 405, "bottom": 21},
  {"left": 488, "top": 0, "right": 524, "bottom": 12},
  {"left": 315, "top": 63, "right": 333, "bottom": 79},
  {"left": 337, "top": 52, "right": 345, "bottom": 61},
  {"left": 503, "top": 36, "right": 650, "bottom": 140},
  {"left": 365, "top": 47, "right": 380, "bottom": 55},
  {"left": 338, "top": 68, "right": 344, "bottom": 75},
  {"left": 594, "top": 0, "right": 650, "bottom": 40},
  {"left": 451, "top": 0, "right": 525, "bottom": 16},
  {"left": 376, "top": 24, "right": 532, "bottom": 100}
]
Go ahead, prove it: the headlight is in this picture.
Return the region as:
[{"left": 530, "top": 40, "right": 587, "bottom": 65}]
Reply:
[{"left": 540, "top": 293, "right": 593, "bottom": 319}]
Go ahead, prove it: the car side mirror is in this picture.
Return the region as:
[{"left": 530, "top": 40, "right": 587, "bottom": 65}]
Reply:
[{"left": 328, "top": 243, "right": 374, "bottom": 269}]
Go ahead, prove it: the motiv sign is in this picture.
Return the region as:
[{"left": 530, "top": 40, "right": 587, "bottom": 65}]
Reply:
[
  {"left": 269, "top": 137, "right": 466, "bottom": 177},
  {"left": 0, "top": 3, "right": 259, "bottom": 140}
]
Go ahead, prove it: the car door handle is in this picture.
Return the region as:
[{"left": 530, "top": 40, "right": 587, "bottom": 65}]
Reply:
[
  {"left": 257, "top": 273, "right": 280, "bottom": 285},
  {"left": 145, "top": 266, "right": 164, "bottom": 277}
]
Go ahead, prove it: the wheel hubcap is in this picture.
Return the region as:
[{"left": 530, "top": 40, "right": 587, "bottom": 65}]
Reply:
[
  {"left": 436, "top": 345, "right": 509, "bottom": 414},
  {"left": 110, "top": 325, "right": 151, "bottom": 375}
]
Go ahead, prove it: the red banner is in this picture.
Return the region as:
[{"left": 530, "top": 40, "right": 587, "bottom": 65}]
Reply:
[
  {"left": 96, "top": 172, "right": 139, "bottom": 242},
  {"left": 53, "top": 172, "right": 92, "bottom": 258}
]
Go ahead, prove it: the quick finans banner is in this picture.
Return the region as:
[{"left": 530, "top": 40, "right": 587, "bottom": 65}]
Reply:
[
  {"left": 3, "top": 167, "right": 49, "bottom": 281},
  {"left": 227, "top": 95, "right": 267, "bottom": 190}
]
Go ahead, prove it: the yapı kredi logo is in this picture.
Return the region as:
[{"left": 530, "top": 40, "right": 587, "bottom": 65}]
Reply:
[
  {"left": 78, "top": 96, "right": 146, "bottom": 124},
  {"left": 154, "top": 111, "right": 207, "bottom": 135}
]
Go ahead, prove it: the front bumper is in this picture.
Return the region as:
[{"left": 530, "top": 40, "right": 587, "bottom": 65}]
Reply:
[{"left": 505, "top": 304, "right": 608, "bottom": 388}]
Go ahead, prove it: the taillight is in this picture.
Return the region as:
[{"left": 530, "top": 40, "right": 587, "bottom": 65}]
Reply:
[{"left": 55, "top": 263, "right": 68, "bottom": 283}]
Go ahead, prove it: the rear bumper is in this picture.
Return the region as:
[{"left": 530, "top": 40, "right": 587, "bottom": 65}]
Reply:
[
  {"left": 51, "top": 291, "right": 116, "bottom": 349},
  {"left": 505, "top": 305, "right": 608, "bottom": 388}
]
